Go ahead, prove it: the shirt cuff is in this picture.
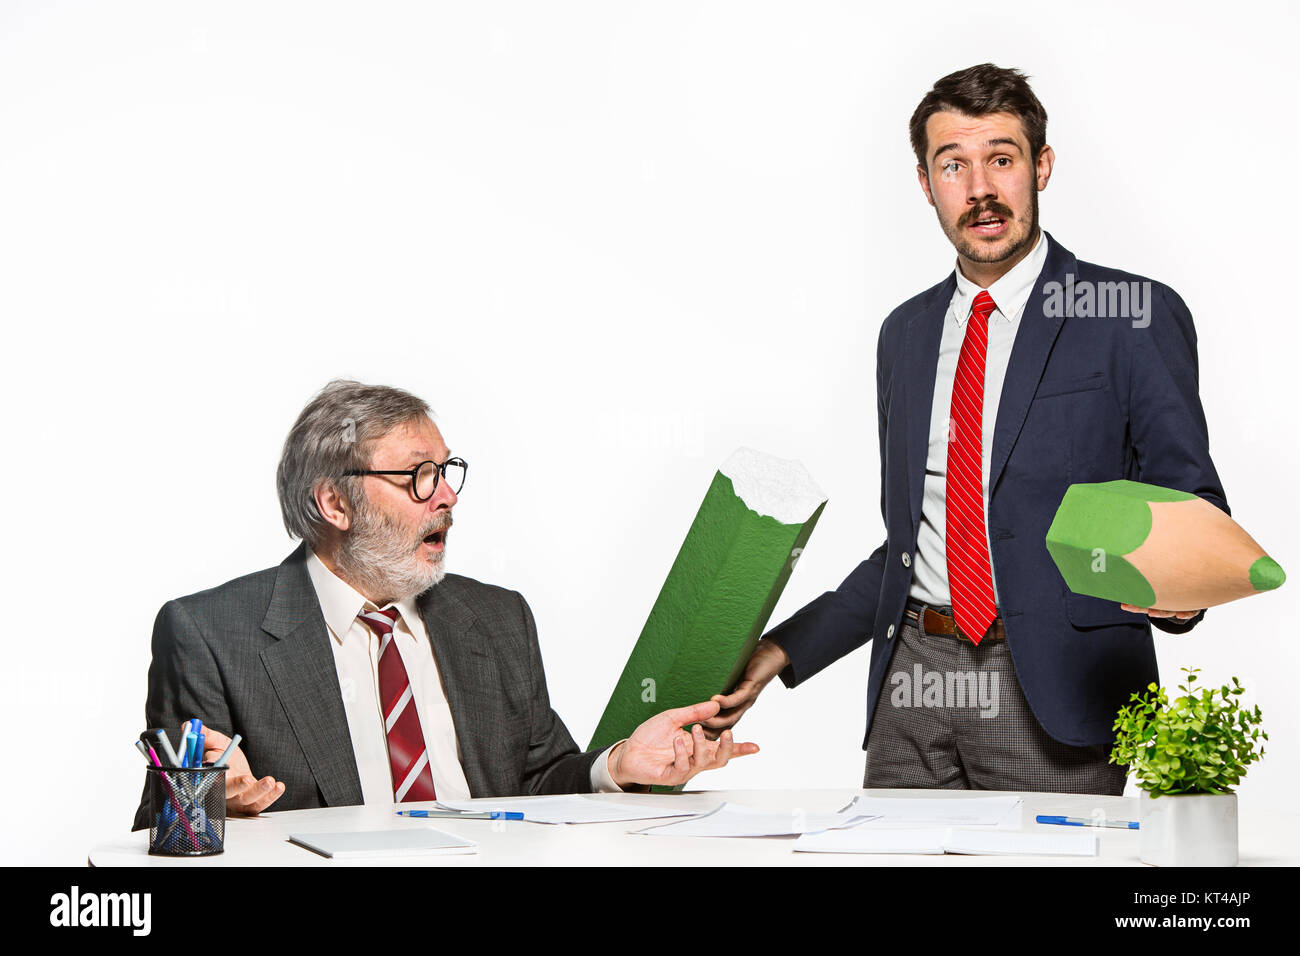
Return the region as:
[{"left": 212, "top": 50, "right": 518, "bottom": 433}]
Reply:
[{"left": 589, "top": 741, "right": 628, "bottom": 793}]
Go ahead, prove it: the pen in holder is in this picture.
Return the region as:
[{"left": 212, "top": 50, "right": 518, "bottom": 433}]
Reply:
[{"left": 145, "top": 764, "right": 226, "bottom": 856}]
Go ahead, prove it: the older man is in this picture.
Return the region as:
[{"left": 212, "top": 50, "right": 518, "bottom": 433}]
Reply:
[{"left": 133, "top": 380, "right": 753, "bottom": 828}]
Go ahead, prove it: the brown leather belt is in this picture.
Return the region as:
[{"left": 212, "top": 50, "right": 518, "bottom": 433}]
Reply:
[{"left": 904, "top": 599, "right": 1006, "bottom": 644}]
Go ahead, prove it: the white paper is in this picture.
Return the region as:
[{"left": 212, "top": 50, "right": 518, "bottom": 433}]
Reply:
[
  {"left": 842, "top": 795, "right": 1023, "bottom": 829},
  {"left": 793, "top": 826, "right": 1098, "bottom": 857},
  {"left": 433, "top": 794, "right": 703, "bottom": 825},
  {"left": 794, "top": 827, "right": 950, "bottom": 854},
  {"left": 634, "top": 803, "right": 878, "bottom": 838},
  {"left": 942, "top": 829, "right": 1099, "bottom": 857}
]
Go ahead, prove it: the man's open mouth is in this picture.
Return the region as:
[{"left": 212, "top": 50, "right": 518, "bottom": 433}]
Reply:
[{"left": 423, "top": 531, "right": 445, "bottom": 545}]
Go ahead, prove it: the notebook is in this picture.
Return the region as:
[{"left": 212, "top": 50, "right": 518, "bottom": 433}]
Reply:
[{"left": 288, "top": 828, "right": 478, "bottom": 859}]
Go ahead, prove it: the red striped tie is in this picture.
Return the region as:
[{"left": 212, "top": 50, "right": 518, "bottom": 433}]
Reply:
[
  {"left": 945, "top": 289, "right": 999, "bottom": 645},
  {"left": 357, "top": 607, "right": 438, "bottom": 802}
]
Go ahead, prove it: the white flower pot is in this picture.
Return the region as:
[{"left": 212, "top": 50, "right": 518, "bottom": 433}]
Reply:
[{"left": 1139, "top": 790, "right": 1238, "bottom": 866}]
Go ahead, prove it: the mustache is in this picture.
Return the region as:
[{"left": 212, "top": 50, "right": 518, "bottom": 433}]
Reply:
[
  {"left": 418, "top": 513, "right": 453, "bottom": 538},
  {"left": 961, "top": 201, "right": 1014, "bottom": 226}
]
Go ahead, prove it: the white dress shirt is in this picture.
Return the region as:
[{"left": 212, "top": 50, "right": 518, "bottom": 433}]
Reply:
[
  {"left": 909, "top": 230, "right": 1049, "bottom": 608},
  {"left": 306, "top": 550, "right": 624, "bottom": 801}
]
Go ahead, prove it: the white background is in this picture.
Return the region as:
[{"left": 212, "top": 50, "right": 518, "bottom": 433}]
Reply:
[{"left": 1, "top": 1, "right": 1296, "bottom": 865}]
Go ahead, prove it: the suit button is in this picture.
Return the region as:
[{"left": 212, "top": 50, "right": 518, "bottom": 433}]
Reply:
[
  {"left": 901, "top": 552, "right": 911, "bottom": 568},
  {"left": 887, "top": 624, "right": 895, "bottom": 639}
]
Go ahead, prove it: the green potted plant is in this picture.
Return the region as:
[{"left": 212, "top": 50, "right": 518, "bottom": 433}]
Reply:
[{"left": 1110, "top": 668, "right": 1266, "bottom": 866}]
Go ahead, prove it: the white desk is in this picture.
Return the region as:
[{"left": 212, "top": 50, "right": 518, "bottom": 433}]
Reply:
[{"left": 90, "top": 788, "right": 1298, "bottom": 866}]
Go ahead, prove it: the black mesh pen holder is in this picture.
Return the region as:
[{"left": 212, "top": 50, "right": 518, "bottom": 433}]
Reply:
[{"left": 146, "top": 765, "right": 227, "bottom": 856}]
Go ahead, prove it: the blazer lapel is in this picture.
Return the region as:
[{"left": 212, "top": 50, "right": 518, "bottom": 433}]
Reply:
[
  {"left": 987, "top": 232, "right": 1075, "bottom": 495},
  {"left": 416, "top": 583, "right": 501, "bottom": 798},
  {"left": 259, "top": 545, "right": 364, "bottom": 808},
  {"left": 903, "top": 275, "right": 956, "bottom": 532}
]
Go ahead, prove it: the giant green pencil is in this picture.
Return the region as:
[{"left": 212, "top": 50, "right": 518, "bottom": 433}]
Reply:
[
  {"left": 589, "top": 447, "right": 826, "bottom": 751},
  {"left": 1046, "top": 479, "right": 1284, "bottom": 611}
]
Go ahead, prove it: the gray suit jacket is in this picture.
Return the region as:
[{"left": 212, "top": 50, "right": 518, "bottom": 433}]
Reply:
[{"left": 132, "top": 544, "right": 601, "bottom": 830}]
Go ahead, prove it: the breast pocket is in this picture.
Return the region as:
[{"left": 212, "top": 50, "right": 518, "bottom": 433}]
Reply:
[
  {"left": 1016, "top": 387, "right": 1074, "bottom": 483},
  {"left": 1028, "top": 372, "right": 1123, "bottom": 481},
  {"left": 1033, "top": 372, "right": 1107, "bottom": 399}
]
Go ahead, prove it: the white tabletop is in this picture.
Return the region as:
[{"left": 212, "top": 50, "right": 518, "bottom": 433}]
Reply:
[{"left": 90, "top": 788, "right": 1299, "bottom": 866}]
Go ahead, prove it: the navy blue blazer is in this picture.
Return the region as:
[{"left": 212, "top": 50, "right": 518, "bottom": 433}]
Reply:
[{"left": 766, "top": 232, "right": 1228, "bottom": 748}]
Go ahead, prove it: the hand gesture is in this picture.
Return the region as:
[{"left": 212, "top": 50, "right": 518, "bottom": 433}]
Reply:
[
  {"left": 608, "top": 700, "right": 759, "bottom": 789},
  {"left": 701, "top": 638, "right": 790, "bottom": 737},
  {"left": 194, "top": 724, "right": 286, "bottom": 816}
]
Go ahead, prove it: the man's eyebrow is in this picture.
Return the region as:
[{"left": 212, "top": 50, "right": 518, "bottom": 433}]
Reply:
[
  {"left": 407, "top": 448, "right": 451, "bottom": 463},
  {"left": 932, "top": 137, "right": 1024, "bottom": 162},
  {"left": 983, "top": 137, "right": 1024, "bottom": 153}
]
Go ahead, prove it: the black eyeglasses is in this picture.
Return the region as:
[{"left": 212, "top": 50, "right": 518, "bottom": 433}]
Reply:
[{"left": 342, "top": 457, "right": 468, "bottom": 501}]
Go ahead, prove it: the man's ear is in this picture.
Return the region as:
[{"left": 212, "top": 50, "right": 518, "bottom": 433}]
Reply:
[
  {"left": 917, "top": 163, "right": 935, "bottom": 207},
  {"left": 1035, "top": 144, "right": 1055, "bottom": 191},
  {"left": 314, "top": 479, "right": 352, "bottom": 533}
]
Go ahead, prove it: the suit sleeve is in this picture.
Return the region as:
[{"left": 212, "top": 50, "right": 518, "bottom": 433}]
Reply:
[
  {"left": 513, "top": 592, "right": 603, "bottom": 795},
  {"left": 131, "top": 599, "right": 234, "bottom": 830},
  {"left": 1128, "top": 284, "right": 1229, "bottom": 635},
  {"left": 766, "top": 320, "right": 892, "bottom": 686}
]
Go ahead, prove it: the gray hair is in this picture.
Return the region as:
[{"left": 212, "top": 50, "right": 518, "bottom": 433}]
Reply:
[{"left": 276, "top": 379, "right": 432, "bottom": 549}]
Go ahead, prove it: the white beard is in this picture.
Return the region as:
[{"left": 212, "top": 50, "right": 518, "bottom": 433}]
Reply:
[{"left": 336, "top": 497, "right": 447, "bottom": 604}]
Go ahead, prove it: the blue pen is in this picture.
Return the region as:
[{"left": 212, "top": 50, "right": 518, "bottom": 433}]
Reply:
[
  {"left": 1037, "top": 814, "right": 1139, "bottom": 830},
  {"left": 184, "top": 720, "right": 221, "bottom": 848},
  {"left": 396, "top": 809, "right": 524, "bottom": 821}
]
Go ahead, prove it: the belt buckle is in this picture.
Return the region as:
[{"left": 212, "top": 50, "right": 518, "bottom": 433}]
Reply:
[{"left": 959, "top": 616, "right": 999, "bottom": 644}]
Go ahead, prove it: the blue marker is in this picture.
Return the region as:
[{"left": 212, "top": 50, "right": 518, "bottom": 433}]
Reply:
[
  {"left": 1037, "top": 815, "right": 1139, "bottom": 830},
  {"left": 186, "top": 719, "right": 203, "bottom": 767}
]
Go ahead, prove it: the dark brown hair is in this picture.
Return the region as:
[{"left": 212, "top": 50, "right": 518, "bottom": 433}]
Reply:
[{"left": 909, "top": 63, "right": 1048, "bottom": 170}]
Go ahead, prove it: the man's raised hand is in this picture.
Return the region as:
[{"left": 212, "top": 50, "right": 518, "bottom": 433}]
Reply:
[
  {"left": 194, "top": 724, "right": 286, "bottom": 816},
  {"left": 608, "top": 700, "right": 759, "bottom": 789}
]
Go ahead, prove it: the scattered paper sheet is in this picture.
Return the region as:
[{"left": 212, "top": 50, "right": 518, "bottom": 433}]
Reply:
[
  {"left": 433, "top": 795, "right": 704, "bottom": 825},
  {"left": 942, "top": 829, "right": 1098, "bottom": 857},
  {"left": 634, "top": 803, "right": 878, "bottom": 838},
  {"left": 794, "top": 828, "right": 949, "bottom": 855},
  {"left": 841, "top": 795, "right": 1023, "bottom": 829},
  {"left": 794, "top": 827, "right": 1098, "bottom": 857}
]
